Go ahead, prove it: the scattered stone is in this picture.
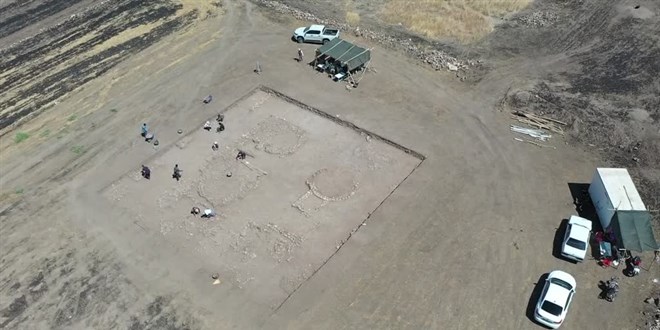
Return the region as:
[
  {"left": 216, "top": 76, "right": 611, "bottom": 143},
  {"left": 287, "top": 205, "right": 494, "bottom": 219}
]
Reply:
[
  {"left": 514, "top": 11, "right": 559, "bottom": 28},
  {"left": 177, "top": 129, "right": 183, "bottom": 134},
  {"left": 647, "top": 297, "right": 656, "bottom": 304},
  {"left": 211, "top": 273, "right": 219, "bottom": 280},
  {"left": 511, "top": 91, "right": 532, "bottom": 106},
  {"left": 226, "top": 171, "right": 232, "bottom": 177}
]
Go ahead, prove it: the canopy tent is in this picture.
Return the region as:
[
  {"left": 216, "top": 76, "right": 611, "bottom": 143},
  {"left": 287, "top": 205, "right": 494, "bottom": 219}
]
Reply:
[
  {"left": 316, "top": 38, "right": 370, "bottom": 71},
  {"left": 314, "top": 38, "right": 371, "bottom": 86},
  {"left": 610, "top": 210, "right": 658, "bottom": 252}
]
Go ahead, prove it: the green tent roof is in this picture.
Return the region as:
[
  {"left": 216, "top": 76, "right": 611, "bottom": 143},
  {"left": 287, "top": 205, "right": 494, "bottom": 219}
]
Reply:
[
  {"left": 317, "top": 38, "right": 370, "bottom": 71},
  {"left": 611, "top": 210, "right": 658, "bottom": 252}
]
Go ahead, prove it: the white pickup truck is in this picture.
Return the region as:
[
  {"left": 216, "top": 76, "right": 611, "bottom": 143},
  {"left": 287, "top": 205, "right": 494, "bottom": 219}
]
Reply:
[{"left": 292, "top": 24, "right": 339, "bottom": 44}]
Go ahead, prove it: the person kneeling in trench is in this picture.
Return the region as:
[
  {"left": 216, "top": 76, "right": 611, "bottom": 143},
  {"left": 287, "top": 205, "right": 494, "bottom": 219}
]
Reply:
[
  {"left": 236, "top": 150, "right": 246, "bottom": 160},
  {"left": 191, "top": 206, "right": 200, "bottom": 216}
]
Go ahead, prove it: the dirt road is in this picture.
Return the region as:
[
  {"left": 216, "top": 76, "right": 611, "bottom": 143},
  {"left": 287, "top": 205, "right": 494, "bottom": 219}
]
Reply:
[{"left": 0, "top": 1, "right": 657, "bottom": 329}]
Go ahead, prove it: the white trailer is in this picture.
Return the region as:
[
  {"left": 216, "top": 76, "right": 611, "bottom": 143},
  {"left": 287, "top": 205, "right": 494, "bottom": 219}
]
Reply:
[{"left": 588, "top": 168, "right": 646, "bottom": 229}]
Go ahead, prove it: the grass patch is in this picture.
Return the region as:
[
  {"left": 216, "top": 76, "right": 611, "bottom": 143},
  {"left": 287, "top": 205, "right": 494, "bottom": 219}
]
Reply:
[
  {"left": 67, "top": 114, "right": 77, "bottom": 121},
  {"left": 14, "top": 132, "right": 30, "bottom": 143},
  {"left": 345, "top": 0, "right": 361, "bottom": 26},
  {"left": 381, "top": 0, "right": 530, "bottom": 43},
  {"left": 14, "top": 188, "right": 24, "bottom": 194},
  {"left": 40, "top": 129, "right": 51, "bottom": 138},
  {"left": 346, "top": 11, "right": 360, "bottom": 26},
  {"left": 70, "top": 145, "right": 85, "bottom": 154},
  {"left": 110, "top": 108, "right": 118, "bottom": 113}
]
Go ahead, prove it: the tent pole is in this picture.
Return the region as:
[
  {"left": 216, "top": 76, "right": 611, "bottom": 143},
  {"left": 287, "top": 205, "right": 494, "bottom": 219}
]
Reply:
[
  {"left": 347, "top": 71, "right": 356, "bottom": 86},
  {"left": 353, "top": 60, "right": 371, "bottom": 85}
]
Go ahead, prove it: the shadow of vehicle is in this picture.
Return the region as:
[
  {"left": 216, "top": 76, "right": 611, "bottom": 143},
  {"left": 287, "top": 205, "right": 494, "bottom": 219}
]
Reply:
[
  {"left": 526, "top": 273, "right": 549, "bottom": 325},
  {"left": 567, "top": 182, "right": 602, "bottom": 260},
  {"left": 552, "top": 219, "right": 578, "bottom": 263}
]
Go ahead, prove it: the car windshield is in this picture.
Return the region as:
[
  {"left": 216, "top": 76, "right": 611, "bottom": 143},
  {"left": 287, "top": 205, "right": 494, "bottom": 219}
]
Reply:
[
  {"left": 541, "top": 301, "right": 563, "bottom": 316},
  {"left": 550, "top": 278, "right": 574, "bottom": 291},
  {"left": 303, "top": 27, "right": 309, "bottom": 32},
  {"left": 566, "top": 237, "right": 587, "bottom": 250}
]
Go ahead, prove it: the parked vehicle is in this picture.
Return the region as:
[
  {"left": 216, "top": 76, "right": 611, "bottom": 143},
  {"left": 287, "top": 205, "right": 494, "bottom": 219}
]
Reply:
[
  {"left": 292, "top": 24, "right": 339, "bottom": 44},
  {"left": 534, "top": 270, "right": 576, "bottom": 329},
  {"left": 561, "top": 215, "right": 592, "bottom": 262}
]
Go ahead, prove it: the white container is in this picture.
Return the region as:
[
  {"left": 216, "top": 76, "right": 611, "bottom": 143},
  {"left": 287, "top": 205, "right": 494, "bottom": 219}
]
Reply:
[{"left": 589, "top": 168, "right": 646, "bottom": 229}]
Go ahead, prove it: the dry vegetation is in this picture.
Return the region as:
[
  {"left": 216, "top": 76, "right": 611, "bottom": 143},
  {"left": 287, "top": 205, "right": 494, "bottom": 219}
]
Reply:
[
  {"left": 381, "top": 0, "right": 530, "bottom": 42},
  {"left": 344, "top": 0, "right": 361, "bottom": 26}
]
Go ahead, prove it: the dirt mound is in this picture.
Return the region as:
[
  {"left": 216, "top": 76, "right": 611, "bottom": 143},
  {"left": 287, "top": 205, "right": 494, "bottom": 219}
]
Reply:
[{"left": 496, "top": 0, "right": 660, "bottom": 216}]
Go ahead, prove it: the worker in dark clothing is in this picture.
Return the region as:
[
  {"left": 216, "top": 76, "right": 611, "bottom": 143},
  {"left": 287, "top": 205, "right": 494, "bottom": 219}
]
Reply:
[
  {"left": 173, "top": 164, "right": 182, "bottom": 181},
  {"left": 236, "top": 151, "right": 246, "bottom": 160},
  {"left": 141, "top": 123, "right": 148, "bottom": 137},
  {"left": 141, "top": 165, "right": 151, "bottom": 180}
]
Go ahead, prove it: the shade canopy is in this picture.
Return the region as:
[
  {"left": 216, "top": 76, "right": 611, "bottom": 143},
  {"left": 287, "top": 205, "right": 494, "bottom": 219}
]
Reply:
[
  {"left": 316, "top": 38, "right": 371, "bottom": 71},
  {"left": 610, "top": 210, "right": 658, "bottom": 252}
]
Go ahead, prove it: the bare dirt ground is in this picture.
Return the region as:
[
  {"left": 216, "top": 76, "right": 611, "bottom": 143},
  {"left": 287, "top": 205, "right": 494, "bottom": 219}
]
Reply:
[{"left": 1, "top": 0, "right": 659, "bottom": 329}]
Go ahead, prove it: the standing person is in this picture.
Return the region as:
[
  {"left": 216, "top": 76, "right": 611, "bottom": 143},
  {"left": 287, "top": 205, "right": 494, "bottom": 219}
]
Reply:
[
  {"left": 141, "top": 123, "right": 148, "bottom": 137},
  {"left": 173, "top": 164, "right": 182, "bottom": 181},
  {"left": 297, "top": 48, "right": 304, "bottom": 62}
]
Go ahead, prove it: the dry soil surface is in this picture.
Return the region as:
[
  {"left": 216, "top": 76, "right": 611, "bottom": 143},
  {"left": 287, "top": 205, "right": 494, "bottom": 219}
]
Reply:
[{"left": 1, "top": 1, "right": 659, "bottom": 330}]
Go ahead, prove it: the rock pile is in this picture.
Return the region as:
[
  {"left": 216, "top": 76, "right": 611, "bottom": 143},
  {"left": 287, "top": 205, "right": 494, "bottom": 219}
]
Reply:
[
  {"left": 514, "top": 11, "right": 559, "bottom": 28},
  {"left": 253, "top": 0, "right": 471, "bottom": 73}
]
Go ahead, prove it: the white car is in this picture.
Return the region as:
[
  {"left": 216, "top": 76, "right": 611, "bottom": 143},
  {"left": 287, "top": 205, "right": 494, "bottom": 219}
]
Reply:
[
  {"left": 292, "top": 24, "right": 339, "bottom": 44},
  {"left": 534, "top": 270, "right": 576, "bottom": 329},
  {"left": 561, "top": 215, "right": 592, "bottom": 262}
]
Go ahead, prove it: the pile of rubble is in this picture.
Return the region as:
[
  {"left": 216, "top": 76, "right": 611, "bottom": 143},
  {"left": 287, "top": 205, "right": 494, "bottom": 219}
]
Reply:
[
  {"left": 252, "top": 0, "right": 471, "bottom": 73},
  {"left": 513, "top": 11, "right": 559, "bottom": 28},
  {"left": 644, "top": 295, "right": 660, "bottom": 330}
]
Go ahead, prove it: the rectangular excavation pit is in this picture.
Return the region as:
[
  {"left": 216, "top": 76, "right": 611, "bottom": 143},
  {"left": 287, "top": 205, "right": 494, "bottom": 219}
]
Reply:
[{"left": 102, "top": 87, "right": 423, "bottom": 308}]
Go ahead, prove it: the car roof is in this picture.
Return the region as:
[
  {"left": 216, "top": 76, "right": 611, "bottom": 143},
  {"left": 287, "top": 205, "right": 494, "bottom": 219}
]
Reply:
[
  {"left": 545, "top": 281, "right": 571, "bottom": 307},
  {"left": 568, "top": 223, "right": 590, "bottom": 241},
  {"left": 310, "top": 24, "right": 325, "bottom": 30}
]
